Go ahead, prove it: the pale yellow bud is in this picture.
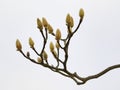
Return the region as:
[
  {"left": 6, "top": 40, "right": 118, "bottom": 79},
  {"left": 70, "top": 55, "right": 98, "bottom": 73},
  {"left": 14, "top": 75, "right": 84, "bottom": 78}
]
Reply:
[
  {"left": 79, "top": 8, "right": 84, "bottom": 19},
  {"left": 66, "top": 14, "right": 71, "bottom": 25},
  {"left": 50, "top": 42, "right": 54, "bottom": 52},
  {"left": 47, "top": 24, "right": 53, "bottom": 34},
  {"left": 55, "top": 42, "right": 59, "bottom": 49},
  {"left": 29, "top": 37, "right": 34, "bottom": 48},
  {"left": 42, "top": 17, "right": 48, "bottom": 28},
  {"left": 16, "top": 39, "right": 22, "bottom": 51},
  {"left": 37, "top": 18, "right": 43, "bottom": 30},
  {"left": 55, "top": 29, "right": 61, "bottom": 41},
  {"left": 43, "top": 51, "right": 48, "bottom": 60},
  {"left": 37, "top": 57, "right": 42, "bottom": 63}
]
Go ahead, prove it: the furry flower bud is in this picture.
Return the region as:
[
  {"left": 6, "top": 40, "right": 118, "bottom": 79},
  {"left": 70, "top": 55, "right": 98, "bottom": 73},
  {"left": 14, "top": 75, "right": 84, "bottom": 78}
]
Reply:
[
  {"left": 55, "top": 29, "right": 61, "bottom": 41},
  {"left": 66, "top": 14, "right": 71, "bottom": 25},
  {"left": 66, "top": 14, "right": 74, "bottom": 27},
  {"left": 37, "top": 18, "right": 43, "bottom": 30},
  {"left": 79, "top": 8, "right": 84, "bottom": 19},
  {"left": 37, "top": 57, "right": 42, "bottom": 63},
  {"left": 43, "top": 51, "right": 48, "bottom": 60},
  {"left": 42, "top": 17, "right": 48, "bottom": 28},
  {"left": 50, "top": 42, "right": 54, "bottom": 52},
  {"left": 16, "top": 39, "right": 22, "bottom": 51},
  {"left": 47, "top": 24, "right": 53, "bottom": 34},
  {"left": 29, "top": 37, "right": 34, "bottom": 48}
]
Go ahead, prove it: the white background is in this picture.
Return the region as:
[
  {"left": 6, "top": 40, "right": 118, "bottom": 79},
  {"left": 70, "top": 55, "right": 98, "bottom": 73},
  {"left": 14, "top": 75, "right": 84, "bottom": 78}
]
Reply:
[{"left": 0, "top": 0, "right": 120, "bottom": 90}]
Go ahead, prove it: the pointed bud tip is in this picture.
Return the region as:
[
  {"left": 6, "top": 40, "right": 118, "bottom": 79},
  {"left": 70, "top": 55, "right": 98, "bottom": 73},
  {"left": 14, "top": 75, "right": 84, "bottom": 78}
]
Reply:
[
  {"left": 37, "top": 18, "right": 43, "bottom": 30},
  {"left": 42, "top": 17, "right": 48, "bottom": 28},
  {"left": 50, "top": 42, "right": 54, "bottom": 52},
  {"left": 55, "top": 29, "right": 61, "bottom": 41},
  {"left": 29, "top": 37, "right": 34, "bottom": 48},
  {"left": 79, "top": 8, "right": 84, "bottom": 19},
  {"left": 47, "top": 24, "right": 53, "bottom": 34},
  {"left": 16, "top": 39, "right": 22, "bottom": 51},
  {"left": 66, "top": 13, "right": 71, "bottom": 25}
]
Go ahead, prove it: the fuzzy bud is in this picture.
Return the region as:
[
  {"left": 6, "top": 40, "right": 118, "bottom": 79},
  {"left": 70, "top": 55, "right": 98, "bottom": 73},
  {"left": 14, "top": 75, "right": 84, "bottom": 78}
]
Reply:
[
  {"left": 66, "top": 14, "right": 71, "bottom": 26},
  {"left": 50, "top": 42, "right": 54, "bottom": 52},
  {"left": 37, "top": 18, "right": 43, "bottom": 30},
  {"left": 43, "top": 51, "right": 48, "bottom": 60},
  {"left": 47, "top": 24, "right": 53, "bottom": 34},
  {"left": 79, "top": 8, "right": 84, "bottom": 19},
  {"left": 66, "top": 14, "right": 74, "bottom": 27},
  {"left": 16, "top": 39, "right": 22, "bottom": 51},
  {"left": 55, "top": 42, "right": 59, "bottom": 49},
  {"left": 55, "top": 29, "right": 61, "bottom": 41},
  {"left": 29, "top": 37, "right": 34, "bottom": 48},
  {"left": 42, "top": 17, "right": 48, "bottom": 28},
  {"left": 37, "top": 57, "right": 42, "bottom": 63}
]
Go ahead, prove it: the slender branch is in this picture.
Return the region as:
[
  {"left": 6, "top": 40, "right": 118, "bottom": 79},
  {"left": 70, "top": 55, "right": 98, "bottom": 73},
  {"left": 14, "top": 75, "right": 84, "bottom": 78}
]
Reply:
[
  {"left": 32, "top": 47, "right": 40, "bottom": 56},
  {"left": 19, "top": 50, "right": 39, "bottom": 64},
  {"left": 84, "top": 64, "right": 120, "bottom": 82},
  {"left": 72, "top": 18, "right": 83, "bottom": 35}
]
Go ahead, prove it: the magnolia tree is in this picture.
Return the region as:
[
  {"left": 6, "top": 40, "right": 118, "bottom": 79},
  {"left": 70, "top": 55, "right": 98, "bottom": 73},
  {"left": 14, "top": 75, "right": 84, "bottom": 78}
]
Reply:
[{"left": 16, "top": 8, "right": 120, "bottom": 85}]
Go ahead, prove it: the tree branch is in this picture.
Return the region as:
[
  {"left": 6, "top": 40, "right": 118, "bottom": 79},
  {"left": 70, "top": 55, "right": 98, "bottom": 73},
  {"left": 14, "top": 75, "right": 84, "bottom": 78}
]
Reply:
[{"left": 16, "top": 8, "right": 120, "bottom": 85}]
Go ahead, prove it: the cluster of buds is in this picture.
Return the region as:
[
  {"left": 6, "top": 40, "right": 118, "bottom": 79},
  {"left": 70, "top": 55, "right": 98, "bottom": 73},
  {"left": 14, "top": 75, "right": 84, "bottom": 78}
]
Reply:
[
  {"left": 16, "top": 8, "right": 84, "bottom": 63},
  {"left": 15, "top": 8, "right": 86, "bottom": 84},
  {"left": 37, "top": 17, "right": 49, "bottom": 29},
  {"left": 66, "top": 14, "right": 74, "bottom": 28},
  {"left": 37, "top": 17, "right": 54, "bottom": 34}
]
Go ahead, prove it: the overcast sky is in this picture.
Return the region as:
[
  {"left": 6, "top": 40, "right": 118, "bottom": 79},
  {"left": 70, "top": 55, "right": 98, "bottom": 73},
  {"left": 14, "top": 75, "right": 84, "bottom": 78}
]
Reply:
[{"left": 0, "top": 0, "right": 120, "bottom": 90}]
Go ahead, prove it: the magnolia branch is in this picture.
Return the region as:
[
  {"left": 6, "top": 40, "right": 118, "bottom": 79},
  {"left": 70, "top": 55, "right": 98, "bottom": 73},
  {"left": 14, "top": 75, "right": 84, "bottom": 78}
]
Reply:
[{"left": 16, "top": 8, "right": 120, "bottom": 85}]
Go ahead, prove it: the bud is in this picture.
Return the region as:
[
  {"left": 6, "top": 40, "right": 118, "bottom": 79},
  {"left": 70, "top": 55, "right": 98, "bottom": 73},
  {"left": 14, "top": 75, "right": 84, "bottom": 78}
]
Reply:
[
  {"left": 50, "top": 42, "right": 54, "bottom": 52},
  {"left": 29, "top": 37, "right": 34, "bottom": 48},
  {"left": 66, "top": 14, "right": 71, "bottom": 25},
  {"left": 26, "top": 51, "right": 30, "bottom": 57},
  {"left": 16, "top": 39, "right": 22, "bottom": 51},
  {"left": 47, "top": 24, "right": 53, "bottom": 34},
  {"left": 43, "top": 51, "right": 48, "bottom": 60},
  {"left": 55, "top": 29, "right": 61, "bottom": 41},
  {"left": 42, "top": 17, "right": 48, "bottom": 28},
  {"left": 37, "top": 57, "right": 42, "bottom": 63},
  {"left": 79, "top": 8, "right": 84, "bottom": 19},
  {"left": 55, "top": 42, "right": 59, "bottom": 49},
  {"left": 37, "top": 18, "right": 43, "bottom": 30}
]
